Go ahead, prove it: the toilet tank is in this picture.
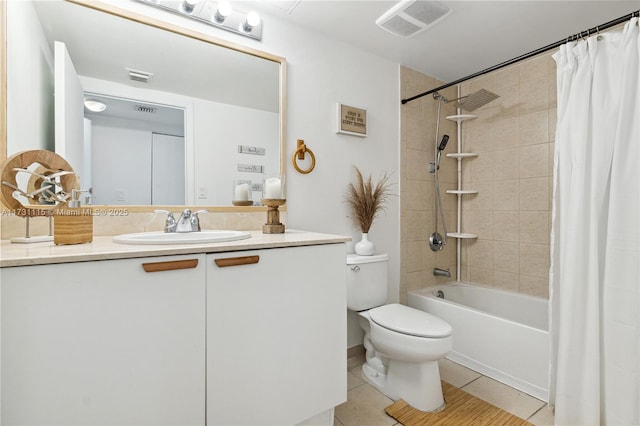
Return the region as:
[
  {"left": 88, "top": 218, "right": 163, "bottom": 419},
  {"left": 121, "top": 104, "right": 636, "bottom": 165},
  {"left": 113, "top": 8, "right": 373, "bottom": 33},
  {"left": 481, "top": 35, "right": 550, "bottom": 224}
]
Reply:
[{"left": 346, "top": 253, "right": 389, "bottom": 311}]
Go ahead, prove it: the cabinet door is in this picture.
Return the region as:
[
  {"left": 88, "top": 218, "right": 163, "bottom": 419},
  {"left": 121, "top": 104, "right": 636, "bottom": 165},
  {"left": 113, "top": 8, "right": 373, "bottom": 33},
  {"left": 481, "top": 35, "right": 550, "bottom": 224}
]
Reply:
[
  {"left": 1, "top": 254, "right": 206, "bottom": 425},
  {"left": 207, "top": 244, "right": 347, "bottom": 425}
]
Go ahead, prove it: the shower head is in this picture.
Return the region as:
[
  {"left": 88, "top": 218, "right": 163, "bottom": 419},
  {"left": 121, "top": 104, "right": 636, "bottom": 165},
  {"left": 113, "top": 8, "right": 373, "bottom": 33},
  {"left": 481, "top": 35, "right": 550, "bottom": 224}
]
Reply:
[
  {"left": 455, "top": 89, "right": 500, "bottom": 111},
  {"left": 438, "top": 135, "right": 449, "bottom": 151}
]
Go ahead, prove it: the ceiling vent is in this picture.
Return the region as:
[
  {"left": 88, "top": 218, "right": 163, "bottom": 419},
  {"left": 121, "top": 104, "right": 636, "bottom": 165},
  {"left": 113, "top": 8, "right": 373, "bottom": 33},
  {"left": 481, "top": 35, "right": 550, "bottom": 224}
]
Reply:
[
  {"left": 126, "top": 68, "right": 154, "bottom": 84},
  {"left": 376, "top": 0, "right": 452, "bottom": 38},
  {"left": 135, "top": 105, "right": 156, "bottom": 114}
]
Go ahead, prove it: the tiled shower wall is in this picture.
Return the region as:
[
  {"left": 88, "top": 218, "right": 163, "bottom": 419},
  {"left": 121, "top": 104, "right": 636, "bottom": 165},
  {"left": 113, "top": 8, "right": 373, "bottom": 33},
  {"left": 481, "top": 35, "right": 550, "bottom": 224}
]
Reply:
[
  {"left": 400, "top": 51, "right": 556, "bottom": 301},
  {"left": 400, "top": 68, "right": 458, "bottom": 305}
]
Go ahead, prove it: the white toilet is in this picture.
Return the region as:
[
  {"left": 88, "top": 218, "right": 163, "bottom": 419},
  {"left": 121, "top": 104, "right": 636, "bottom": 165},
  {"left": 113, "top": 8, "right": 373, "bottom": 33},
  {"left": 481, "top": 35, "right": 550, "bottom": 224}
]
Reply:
[{"left": 347, "top": 253, "right": 453, "bottom": 412}]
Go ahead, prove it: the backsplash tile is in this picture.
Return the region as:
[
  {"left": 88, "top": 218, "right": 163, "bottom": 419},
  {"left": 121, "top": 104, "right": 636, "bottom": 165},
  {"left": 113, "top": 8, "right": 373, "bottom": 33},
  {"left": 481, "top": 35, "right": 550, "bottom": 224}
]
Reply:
[{"left": 1, "top": 210, "right": 277, "bottom": 240}]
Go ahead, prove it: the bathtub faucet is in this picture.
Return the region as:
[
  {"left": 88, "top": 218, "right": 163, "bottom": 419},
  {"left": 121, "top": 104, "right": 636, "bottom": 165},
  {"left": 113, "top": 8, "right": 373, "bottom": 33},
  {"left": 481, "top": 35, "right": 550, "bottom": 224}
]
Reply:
[{"left": 433, "top": 268, "right": 451, "bottom": 278}]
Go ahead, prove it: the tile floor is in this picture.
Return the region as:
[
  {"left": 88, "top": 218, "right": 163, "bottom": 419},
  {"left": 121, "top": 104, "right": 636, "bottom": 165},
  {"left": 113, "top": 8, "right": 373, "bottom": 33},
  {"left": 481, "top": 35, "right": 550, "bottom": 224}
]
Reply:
[{"left": 335, "top": 354, "right": 555, "bottom": 426}]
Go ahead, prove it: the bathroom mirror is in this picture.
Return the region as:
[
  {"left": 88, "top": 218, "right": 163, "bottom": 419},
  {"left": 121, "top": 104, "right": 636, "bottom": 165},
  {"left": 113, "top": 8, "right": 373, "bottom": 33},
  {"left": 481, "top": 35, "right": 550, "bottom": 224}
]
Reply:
[{"left": 2, "top": 0, "right": 285, "bottom": 210}]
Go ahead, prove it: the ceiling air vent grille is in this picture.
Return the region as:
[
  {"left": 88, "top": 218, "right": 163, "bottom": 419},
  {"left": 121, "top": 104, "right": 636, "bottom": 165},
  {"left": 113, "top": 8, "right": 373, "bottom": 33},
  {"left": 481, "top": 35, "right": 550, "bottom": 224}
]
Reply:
[
  {"left": 380, "top": 15, "right": 422, "bottom": 38},
  {"left": 376, "top": 0, "right": 452, "bottom": 38},
  {"left": 135, "top": 105, "right": 156, "bottom": 114}
]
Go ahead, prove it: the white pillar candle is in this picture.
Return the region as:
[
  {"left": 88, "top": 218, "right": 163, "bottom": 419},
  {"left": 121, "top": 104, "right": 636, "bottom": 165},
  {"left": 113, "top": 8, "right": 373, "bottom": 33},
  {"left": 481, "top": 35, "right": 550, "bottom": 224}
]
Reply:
[
  {"left": 234, "top": 183, "right": 250, "bottom": 201},
  {"left": 264, "top": 177, "right": 282, "bottom": 199}
]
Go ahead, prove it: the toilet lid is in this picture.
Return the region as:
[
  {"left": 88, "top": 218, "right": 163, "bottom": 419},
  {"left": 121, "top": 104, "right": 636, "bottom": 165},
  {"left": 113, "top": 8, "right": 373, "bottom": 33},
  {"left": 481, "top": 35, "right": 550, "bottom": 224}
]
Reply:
[{"left": 369, "top": 304, "right": 452, "bottom": 338}]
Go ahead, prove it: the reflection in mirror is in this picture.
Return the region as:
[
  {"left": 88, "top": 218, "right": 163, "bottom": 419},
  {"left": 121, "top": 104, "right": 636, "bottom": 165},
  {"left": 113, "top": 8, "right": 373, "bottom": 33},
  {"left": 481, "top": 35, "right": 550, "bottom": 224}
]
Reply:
[
  {"left": 83, "top": 93, "right": 186, "bottom": 205},
  {"left": 5, "top": 0, "right": 285, "bottom": 209}
]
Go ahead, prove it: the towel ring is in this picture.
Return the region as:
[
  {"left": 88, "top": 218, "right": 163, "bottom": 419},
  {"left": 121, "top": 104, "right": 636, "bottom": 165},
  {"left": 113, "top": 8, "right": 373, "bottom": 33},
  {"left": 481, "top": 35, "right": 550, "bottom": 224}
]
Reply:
[{"left": 292, "top": 139, "right": 316, "bottom": 174}]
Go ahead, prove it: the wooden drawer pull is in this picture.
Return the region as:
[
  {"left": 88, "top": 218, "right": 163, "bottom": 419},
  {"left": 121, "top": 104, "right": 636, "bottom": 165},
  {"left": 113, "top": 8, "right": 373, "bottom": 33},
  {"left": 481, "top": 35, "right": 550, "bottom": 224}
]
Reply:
[
  {"left": 142, "top": 259, "right": 199, "bottom": 272},
  {"left": 214, "top": 255, "right": 260, "bottom": 268}
]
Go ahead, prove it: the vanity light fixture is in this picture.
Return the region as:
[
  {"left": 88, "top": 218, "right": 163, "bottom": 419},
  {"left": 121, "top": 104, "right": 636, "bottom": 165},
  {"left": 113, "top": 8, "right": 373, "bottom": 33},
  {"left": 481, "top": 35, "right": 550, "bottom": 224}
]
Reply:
[
  {"left": 84, "top": 99, "right": 107, "bottom": 112},
  {"left": 135, "top": 0, "right": 263, "bottom": 41},
  {"left": 182, "top": 0, "right": 198, "bottom": 14},
  {"left": 214, "top": 0, "right": 232, "bottom": 23},
  {"left": 242, "top": 11, "right": 260, "bottom": 32}
]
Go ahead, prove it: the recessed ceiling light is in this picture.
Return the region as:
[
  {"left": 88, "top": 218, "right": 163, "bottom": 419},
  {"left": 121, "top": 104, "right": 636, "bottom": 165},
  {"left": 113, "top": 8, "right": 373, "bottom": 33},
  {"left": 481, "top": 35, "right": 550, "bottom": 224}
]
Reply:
[{"left": 84, "top": 99, "right": 107, "bottom": 112}]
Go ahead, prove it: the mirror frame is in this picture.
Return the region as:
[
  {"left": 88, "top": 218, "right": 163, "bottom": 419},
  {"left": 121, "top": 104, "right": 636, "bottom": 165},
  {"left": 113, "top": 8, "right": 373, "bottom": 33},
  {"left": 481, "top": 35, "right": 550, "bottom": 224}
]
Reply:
[{"left": 0, "top": 0, "right": 287, "bottom": 213}]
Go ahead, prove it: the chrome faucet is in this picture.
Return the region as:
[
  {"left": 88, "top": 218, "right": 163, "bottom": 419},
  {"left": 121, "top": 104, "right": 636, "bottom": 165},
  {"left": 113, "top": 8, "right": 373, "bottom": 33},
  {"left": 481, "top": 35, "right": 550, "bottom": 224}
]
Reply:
[
  {"left": 190, "top": 210, "right": 207, "bottom": 231},
  {"left": 155, "top": 210, "right": 177, "bottom": 232},
  {"left": 155, "top": 209, "right": 208, "bottom": 233},
  {"left": 175, "top": 209, "right": 193, "bottom": 232},
  {"left": 433, "top": 267, "right": 451, "bottom": 278}
]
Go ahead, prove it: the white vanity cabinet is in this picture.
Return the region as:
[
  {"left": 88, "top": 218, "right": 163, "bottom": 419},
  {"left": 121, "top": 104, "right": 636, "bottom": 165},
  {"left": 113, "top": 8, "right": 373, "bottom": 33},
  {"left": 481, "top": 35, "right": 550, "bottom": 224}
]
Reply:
[
  {"left": 1, "top": 254, "right": 206, "bottom": 425},
  {"left": 0, "top": 233, "right": 348, "bottom": 426},
  {"left": 207, "top": 244, "right": 347, "bottom": 426}
]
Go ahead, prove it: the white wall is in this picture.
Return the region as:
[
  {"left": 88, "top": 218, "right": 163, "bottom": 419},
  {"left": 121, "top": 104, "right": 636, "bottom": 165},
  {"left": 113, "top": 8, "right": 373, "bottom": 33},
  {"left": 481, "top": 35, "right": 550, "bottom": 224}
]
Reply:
[
  {"left": 56, "top": 0, "right": 402, "bottom": 349},
  {"left": 54, "top": 41, "right": 86, "bottom": 185},
  {"left": 83, "top": 118, "right": 93, "bottom": 193},
  {"left": 151, "top": 133, "right": 185, "bottom": 205},
  {"left": 193, "top": 99, "right": 279, "bottom": 205},
  {"left": 262, "top": 23, "right": 401, "bottom": 348},
  {"left": 6, "top": 0, "right": 54, "bottom": 155},
  {"left": 91, "top": 124, "right": 152, "bottom": 205}
]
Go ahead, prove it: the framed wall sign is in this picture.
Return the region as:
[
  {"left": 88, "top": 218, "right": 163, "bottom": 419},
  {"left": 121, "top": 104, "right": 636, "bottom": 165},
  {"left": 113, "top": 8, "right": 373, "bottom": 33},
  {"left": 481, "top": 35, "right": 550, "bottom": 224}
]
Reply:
[{"left": 337, "top": 103, "right": 367, "bottom": 137}]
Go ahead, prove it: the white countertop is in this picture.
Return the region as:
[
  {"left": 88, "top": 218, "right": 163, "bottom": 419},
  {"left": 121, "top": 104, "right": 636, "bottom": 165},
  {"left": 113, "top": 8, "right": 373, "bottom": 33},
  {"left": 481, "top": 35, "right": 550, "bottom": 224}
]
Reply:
[{"left": 0, "top": 230, "right": 350, "bottom": 267}]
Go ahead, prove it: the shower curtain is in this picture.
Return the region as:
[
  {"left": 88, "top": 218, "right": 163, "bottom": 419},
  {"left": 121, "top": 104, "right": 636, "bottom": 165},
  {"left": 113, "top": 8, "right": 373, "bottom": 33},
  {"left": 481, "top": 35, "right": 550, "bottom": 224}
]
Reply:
[{"left": 549, "top": 16, "right": 639, "bottom": 425}]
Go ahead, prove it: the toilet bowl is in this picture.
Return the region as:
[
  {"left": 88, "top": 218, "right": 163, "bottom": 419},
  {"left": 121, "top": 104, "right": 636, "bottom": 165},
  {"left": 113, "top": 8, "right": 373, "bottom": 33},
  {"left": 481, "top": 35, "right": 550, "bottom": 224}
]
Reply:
[{"left": 347, "top": 254, "right": 453, "bottom": 412}]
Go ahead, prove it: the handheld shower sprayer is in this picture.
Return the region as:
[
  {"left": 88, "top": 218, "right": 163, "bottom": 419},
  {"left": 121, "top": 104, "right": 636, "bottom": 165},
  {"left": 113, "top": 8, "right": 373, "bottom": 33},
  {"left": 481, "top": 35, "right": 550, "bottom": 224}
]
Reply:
[
  {"left": 437, "top": 135, "right": 449, "bottom": 152},
  {"left": 434, "top": 134, "right": 449, "bottom": 170},
  {"left": 430, "top": 133, "right": 450, "bottom": 251}
]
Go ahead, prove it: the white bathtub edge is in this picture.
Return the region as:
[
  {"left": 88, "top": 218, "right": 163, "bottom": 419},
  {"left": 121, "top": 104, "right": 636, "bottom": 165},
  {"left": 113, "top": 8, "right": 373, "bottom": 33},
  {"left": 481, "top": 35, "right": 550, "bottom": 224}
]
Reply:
[
  {"left": 446, "top": 351, "right": 549, "bottom": 402},
  {"left": 408, "top": 284, "right": 550, "bottom": 403}
]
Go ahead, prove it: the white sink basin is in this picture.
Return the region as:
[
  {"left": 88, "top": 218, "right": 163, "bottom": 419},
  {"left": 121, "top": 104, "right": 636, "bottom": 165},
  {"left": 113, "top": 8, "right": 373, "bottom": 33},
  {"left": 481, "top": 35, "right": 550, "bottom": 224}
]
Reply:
[{"left": 113, "top": 230, "right": 251, "bottom": 245}]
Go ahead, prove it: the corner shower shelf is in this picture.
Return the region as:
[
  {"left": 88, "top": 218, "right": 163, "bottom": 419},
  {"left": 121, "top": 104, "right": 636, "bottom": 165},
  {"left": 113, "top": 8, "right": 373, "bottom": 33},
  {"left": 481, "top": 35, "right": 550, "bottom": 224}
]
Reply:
[
  {"left": 445, "top": 109, "right": 481, "bottom": 279},
  {"left": 447, "top": 153, "right": 478, "bottom": 159},
  {"left": 446, "top": 190, "right": 478, "bottom": 195},
  {"left": 447, "top": 232, "right": 478, "bottom": 239},
  {"left": 446, "top": 114, "right": 478, "bottom": 123}
]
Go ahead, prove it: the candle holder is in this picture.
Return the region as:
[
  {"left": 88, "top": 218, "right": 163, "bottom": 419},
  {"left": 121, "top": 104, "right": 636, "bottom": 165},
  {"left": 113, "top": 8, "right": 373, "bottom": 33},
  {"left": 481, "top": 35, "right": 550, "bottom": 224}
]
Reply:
[
  {"left": 261, "top": 198, "right": 286, "bottom": 234},
  {"left": 232, "top": 180, "right": 253, "bottom": 206}
]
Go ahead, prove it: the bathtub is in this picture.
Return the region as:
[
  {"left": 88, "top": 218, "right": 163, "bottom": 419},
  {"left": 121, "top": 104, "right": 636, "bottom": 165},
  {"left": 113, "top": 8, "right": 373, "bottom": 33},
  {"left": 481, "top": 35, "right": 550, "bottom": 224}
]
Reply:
[{"left": 407, "top": 282, "right": 549, "bottom": 402}]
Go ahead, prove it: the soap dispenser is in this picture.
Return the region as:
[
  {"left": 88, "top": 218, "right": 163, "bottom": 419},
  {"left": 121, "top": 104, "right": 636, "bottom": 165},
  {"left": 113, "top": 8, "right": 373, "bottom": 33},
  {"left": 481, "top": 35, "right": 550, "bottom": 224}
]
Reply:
[{"left": 53, "top": 189, "right": 94, "bottom": 245}]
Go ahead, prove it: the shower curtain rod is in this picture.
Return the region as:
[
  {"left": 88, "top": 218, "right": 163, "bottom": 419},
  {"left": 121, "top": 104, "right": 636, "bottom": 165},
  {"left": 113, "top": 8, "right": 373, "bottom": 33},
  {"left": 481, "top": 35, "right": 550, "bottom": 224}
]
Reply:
[{"left": 401, "top": 10, "right": 640, "bottom": 105}]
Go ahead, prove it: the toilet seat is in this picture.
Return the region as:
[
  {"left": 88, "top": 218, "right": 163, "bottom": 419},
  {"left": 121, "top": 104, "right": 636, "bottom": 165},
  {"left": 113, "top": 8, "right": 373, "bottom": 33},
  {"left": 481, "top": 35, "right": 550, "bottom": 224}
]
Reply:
[{"left": 369, "top": 303, "right": 452, "bottom": 338}]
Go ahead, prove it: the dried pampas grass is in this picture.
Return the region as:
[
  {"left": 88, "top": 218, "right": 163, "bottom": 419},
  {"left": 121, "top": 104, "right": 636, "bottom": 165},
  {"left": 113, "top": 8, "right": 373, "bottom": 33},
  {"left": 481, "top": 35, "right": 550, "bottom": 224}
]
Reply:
[{"left": 346, "top": 166, "right": 392, "bottom": 233}]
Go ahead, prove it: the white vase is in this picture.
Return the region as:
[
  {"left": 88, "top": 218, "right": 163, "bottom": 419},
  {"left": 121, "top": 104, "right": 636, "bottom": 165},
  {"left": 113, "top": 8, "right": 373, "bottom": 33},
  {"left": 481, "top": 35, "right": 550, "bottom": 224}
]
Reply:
[{"left": 355, "top": 233, "right": 375, "bottom": 256}]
